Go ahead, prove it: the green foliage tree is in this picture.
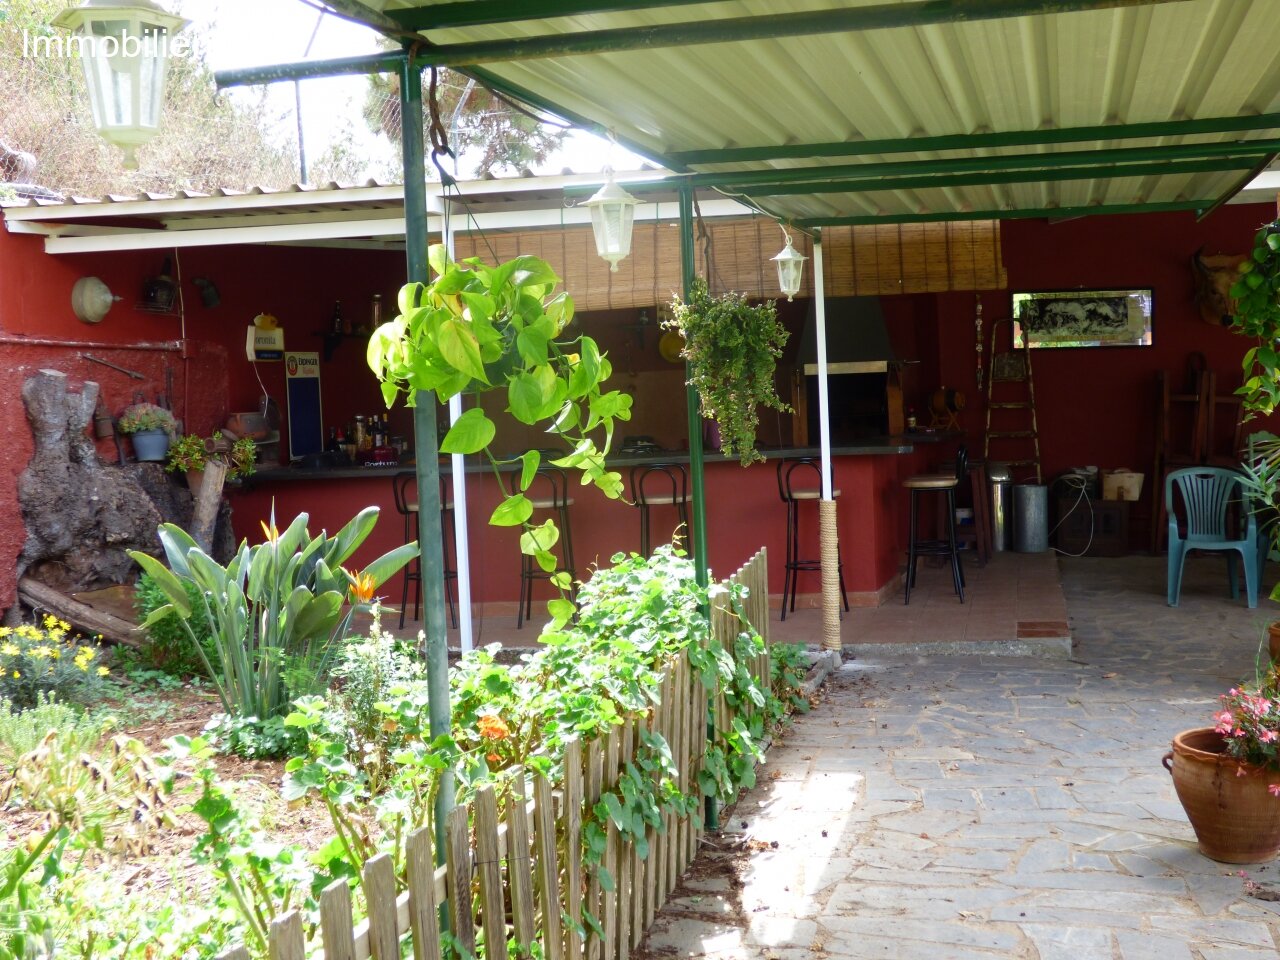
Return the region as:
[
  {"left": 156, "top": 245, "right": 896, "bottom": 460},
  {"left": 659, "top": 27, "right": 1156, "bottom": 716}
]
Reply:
[
  {"left": 363, "top": 67, "right": 568, "bottom": 178},
  {"left": 366, "top": 246, "right": 630, "bottom": 625}
]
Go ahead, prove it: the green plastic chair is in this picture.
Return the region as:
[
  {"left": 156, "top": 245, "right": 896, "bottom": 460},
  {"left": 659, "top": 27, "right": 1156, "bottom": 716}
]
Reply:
[{"left": 1166, "top": 467, "right": 1261, "bottom": 608}]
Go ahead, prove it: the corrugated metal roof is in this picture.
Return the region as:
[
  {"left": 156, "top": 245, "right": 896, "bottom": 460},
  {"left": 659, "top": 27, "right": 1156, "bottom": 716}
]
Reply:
[{"left": 329, "top": 0, "right": 1280, "bottom": 225}]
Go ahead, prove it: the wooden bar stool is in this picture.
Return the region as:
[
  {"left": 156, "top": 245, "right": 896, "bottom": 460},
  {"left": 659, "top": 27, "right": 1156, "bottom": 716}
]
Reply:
[
  {"left": 904, "top": 447, "right": 968, "bottom": 605},
  {"left": 777, "top": 457, "right": 850, "bottom": 621},
  {"left": 518, "top": 465, "right": 576, "bottom": 629},
  {"left": 630, "top": 462, "right": 690, "bottom": 555},
  {"left": 392, "top": 471, "right": 458, "bottom": 630}
]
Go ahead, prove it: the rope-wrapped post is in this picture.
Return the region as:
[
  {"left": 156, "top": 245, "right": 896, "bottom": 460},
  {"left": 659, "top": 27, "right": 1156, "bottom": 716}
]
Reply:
[{"left": 819, "top": 498, "right": 841, "bottom": 653}]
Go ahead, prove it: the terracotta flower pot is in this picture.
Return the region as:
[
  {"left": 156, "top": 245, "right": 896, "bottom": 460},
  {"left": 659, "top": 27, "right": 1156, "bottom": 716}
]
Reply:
[
  {"left": 1268, "top": 621, "right": 1280, "bottom": 664},
  {"left": 1164, "top": 727, "right": 1280, "bottom": 863}
]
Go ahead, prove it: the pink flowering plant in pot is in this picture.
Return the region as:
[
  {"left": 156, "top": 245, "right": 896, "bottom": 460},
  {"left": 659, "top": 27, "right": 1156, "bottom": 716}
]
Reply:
[
  {"left": 1213, "top": 668, "right": 1280, "bottom": 797},
  {"left": 1164, "top": 662, "right": 1280, "bottom": 863}
]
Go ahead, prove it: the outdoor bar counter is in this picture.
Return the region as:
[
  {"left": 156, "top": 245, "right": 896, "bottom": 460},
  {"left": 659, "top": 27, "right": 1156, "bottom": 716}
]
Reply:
[{"left": 227, "top": 438, "right": 954, "bottom": 614}]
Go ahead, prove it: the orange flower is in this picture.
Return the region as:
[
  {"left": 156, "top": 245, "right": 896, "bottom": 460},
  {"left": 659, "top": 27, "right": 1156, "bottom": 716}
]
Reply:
[
  {"left": 345, "top": 568, "right": 377, "bottom": 604},
  {"left": 477, "top": 714, "right": 510, "bottom": 741},
  {"left": 487, "top": 753, "right": 501, "bottom": 763}
]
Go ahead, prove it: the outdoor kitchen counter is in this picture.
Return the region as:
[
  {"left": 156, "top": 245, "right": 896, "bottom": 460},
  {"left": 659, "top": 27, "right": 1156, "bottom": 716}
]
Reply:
[{"left": 229, "top": 436, "right": 958, "bottom": 610}]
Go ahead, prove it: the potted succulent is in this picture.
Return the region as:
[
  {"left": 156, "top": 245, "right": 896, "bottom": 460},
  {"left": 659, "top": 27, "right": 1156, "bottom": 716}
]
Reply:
[
  {"left": 663, "top": 278, "right": 792, "bottom": 467},
  {"left": 116, "top": 402, "right": 177, "bottom": 462},
  {"left": 166, "top": 433, "right": 257, "bottom": 495},
  {"left": 1164, "top": 665, "right": 1280, "bottom": 863}
]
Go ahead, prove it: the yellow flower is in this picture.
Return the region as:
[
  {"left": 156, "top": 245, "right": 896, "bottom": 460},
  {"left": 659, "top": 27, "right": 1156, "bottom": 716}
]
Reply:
[
  {"left": 42, "top": 614, "right": 58, "bottom": 630},
  {"left": 260, "top": 519, "right": 280, "bottom": 542},
  {"left": 11, "top": 671, "right": 18, "bottom": 679},
  {"left": 29, "top": 647, "right": 51, "bottom": 660},
  {"left": 75, "top": 662, "right": 88, "bottom": 673},
  {"left": 1, "top": 644, "right": 17, "bottom": 657},
  {"left": 0, "top": 627, "right": 11, "bottom": 637},
  {"left": 50, "top": 649, "right": 60, "bottom": 660},
  {"left": 58, "top": 620, "right": 70, "bottom": 632},
  {"left": 96, "top": 666, "right": 109, "bottom": 677}
]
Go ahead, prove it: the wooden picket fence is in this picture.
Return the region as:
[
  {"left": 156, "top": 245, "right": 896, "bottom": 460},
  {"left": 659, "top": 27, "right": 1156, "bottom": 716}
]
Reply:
[{"left": 219, "top": 548, "right": 770, "bottom": 960}]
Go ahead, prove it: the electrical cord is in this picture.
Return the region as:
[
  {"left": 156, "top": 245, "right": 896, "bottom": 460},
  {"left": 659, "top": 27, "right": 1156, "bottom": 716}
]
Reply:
[{"left": 1049, "top": 473, "right": 1094, "bottom": 558}]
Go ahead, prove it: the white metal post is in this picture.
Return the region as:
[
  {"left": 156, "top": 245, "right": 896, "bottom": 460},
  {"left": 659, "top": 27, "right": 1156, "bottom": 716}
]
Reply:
[
  {"left": 441, "top": 198, "right": 474, "bottom": 652},
  {"left": 813, "top": 236, "right": 833, "bottom": 498}
]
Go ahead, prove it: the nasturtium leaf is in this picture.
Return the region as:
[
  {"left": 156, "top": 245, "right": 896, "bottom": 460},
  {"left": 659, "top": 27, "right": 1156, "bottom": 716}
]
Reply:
[
  {"left": 440, "top": 408, "right": 495, "bottom": 454},
  {"left": 490, "top": 494, "right": 533, "bottom": 526}
]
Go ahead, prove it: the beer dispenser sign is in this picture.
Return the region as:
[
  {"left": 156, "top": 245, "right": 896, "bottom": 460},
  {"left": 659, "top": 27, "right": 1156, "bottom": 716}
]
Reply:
[{"left": 284, "top": 351, "right": 322, "bottom": 460}]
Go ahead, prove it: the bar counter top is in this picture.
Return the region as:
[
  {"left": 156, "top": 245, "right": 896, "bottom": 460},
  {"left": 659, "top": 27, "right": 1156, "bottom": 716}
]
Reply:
[{"left": 246, "top": 435, "right": 955, "bottom": 483}]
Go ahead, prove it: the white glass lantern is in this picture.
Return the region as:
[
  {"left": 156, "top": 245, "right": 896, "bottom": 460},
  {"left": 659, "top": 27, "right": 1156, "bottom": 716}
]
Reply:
[
  {"left": 772, "top": 233, "right": 807, "bottom": 301},
  {"left": 583, "top": 170, "right": 640, "bottom": 272},
  {"left": 53, "top": 0, "right": 190, "bottom": 168}
]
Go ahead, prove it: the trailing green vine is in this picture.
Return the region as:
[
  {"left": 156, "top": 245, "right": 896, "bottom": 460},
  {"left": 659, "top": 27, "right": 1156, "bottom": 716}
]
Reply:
[
  {"left": 1231, "top": 220, "right": 1280, "bottom": 415},
  {"left": 664, "top": 278, "right": 792, "bottom": 466},
  {"left": 367, "top": 246, "right": 631, "bottom": 624}
]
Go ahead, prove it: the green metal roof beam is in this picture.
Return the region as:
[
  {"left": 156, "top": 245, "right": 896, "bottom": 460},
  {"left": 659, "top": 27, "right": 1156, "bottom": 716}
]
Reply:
[
  {"left": 795, "top": 199, "right": 1209, "bottom": 227},
  {"left": 736, "top": 156, "right": 1258, "bottom": 197},
  {"left": 689, "top": 138, "right": 1280, "bottom": 189},
  {"left": 388, "top": 0, "right": 715, "bottom": 30},
  {"left": 672, "top": 113, "right": 1280, "bottom": 165},
  {"left": 216, "top": 51, "right": 404, "bottom": 87},
  {"left": 1196, "top": 153, "right": 1279, "bottom": 222},
  {"left": 396, "top": 0, "right": 1192, "bottom": 68},
  {"left": 461, "top": 66, "right": 689, "bottom": 173}
]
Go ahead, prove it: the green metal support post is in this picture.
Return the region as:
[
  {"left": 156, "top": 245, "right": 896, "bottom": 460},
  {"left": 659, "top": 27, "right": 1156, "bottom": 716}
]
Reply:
[
  {"left": 398, "top": 51, "right": 455, "bottom": 868},
  {"left": 679, "top": 182, "right": 716, "bottom": 831}
]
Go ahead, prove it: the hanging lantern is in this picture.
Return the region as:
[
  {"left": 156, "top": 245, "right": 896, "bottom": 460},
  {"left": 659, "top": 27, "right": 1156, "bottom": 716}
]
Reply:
[
  {"left": 583, "top": 169, "right": 640, "bottom": 272},
  {"left": 772, "top": 232, "right": 807, "bottom": 301},
  {"left": 53, "top": 0, "right": 190, "bottom": 169}
]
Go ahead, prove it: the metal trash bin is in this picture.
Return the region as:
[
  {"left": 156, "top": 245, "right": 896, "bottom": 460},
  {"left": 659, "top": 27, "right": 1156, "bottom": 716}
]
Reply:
[
  {"left": 1014, "top": 482, "right": 1049, "bottom": 553},
  {"left": 988, "top": 462, "right": 1012, "bottom": 552}
]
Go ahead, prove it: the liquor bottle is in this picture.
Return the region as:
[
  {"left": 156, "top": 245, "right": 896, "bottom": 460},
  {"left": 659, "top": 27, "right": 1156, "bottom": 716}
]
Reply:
[
  {"left": 370, "top": 293, "right": 382, "bottom": 333},
  {"left": 331, "top": 300, "right": 343, "bottom": 335}
]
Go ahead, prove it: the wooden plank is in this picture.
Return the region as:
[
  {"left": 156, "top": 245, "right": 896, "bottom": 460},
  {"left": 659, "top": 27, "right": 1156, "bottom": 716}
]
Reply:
[
  {"left": 475, "top": 785, "right": 509, "bottom": 960},
  {"left": 672, "top": 651, "right": 690, "bottom": 881},
  {"left": 447, "top": 803, "right": 477, "bottom": 958},
  {"left": 405, "top": 827, "right": 443, "bottom": 960},
  {"left": 268, "top": 912, "right": 305, "bottom": 960},
  {"left": 18, "top": 576, "right": 141, "bottom": 648},
  {"left": 364, "top": 853, "right": 401, "bottom": 960},
  {"left": 533, "top": 773, "right": 564, "bottom": 960},
  {"left": 652, "top": 670, "right": 671, "bottom": 922},
  {"left": 617, "top": 721, "right": 634, "bottom": 960},
  {"left": 563, "top": 737, "right": 585, "bottom": 960},
  {"left": 507, "top": 771, "right": 538, "bottom": 957},
  {"left": 320, "top": 878, "right": 357, "bottom": 960},
  {"left": 584, "top": 738, "right": 604, "bottom": 960},
  {"left": 601, "top": 726, "right": 621, "bottom": 960}
]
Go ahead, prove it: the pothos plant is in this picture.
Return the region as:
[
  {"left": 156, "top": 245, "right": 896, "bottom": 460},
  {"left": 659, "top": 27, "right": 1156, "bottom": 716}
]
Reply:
[
  {"left": 1231, "top": 219, "right": 1280, "bottom": 416},
  {"left": 664, "top": 278, "right": 792, "bottom": 466},
  {"left": 367, "top": 246, "right": 631, "bottom": 625}
]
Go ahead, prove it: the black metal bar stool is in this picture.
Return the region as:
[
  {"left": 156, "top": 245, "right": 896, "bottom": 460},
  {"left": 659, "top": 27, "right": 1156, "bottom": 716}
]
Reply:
[
  {"left": 777, "top": 457, "right": 850, "bottom": 621},
  {"left": 392, "top": 471, "right": 458, "bottom": 630},
  {"left": 903, "top": 446, "right": 968, "bottom": 605},
  {"left": 518, "top": 465, "right": 576, "bottom": 629},
  {"left": 630, "top": 462, "right": 690, "bottom": 555}
]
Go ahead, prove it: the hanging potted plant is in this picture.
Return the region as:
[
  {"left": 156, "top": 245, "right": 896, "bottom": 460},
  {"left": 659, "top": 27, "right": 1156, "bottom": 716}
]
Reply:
[
  {"left": 663, "top": 278, "right": 792, "bottom": 467},
  {"left": 116, "top": 402, "right": 177, "bottom": 462},
  {"left": 166, "top": 433, "right": 257, "bottom": 495},
  {"left": 1164, "top": 665, "right": 1280, "bottom": 863}
]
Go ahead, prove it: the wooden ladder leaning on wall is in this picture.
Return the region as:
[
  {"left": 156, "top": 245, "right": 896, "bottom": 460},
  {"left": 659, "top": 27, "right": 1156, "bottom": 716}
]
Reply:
[{"left": 983, "top": 317, "right": 1043, "bottom": 483}]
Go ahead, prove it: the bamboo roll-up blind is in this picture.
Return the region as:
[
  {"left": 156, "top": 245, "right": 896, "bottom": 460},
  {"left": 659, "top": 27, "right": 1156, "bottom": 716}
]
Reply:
[{"left": 451, "top": 217, "right": 1006, "bottom": 312}]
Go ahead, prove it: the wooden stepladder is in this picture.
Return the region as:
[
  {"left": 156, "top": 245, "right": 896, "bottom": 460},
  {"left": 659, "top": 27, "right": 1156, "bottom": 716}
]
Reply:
[{"left": 983, "top": 318, "right": 1042, "bottom": 483}]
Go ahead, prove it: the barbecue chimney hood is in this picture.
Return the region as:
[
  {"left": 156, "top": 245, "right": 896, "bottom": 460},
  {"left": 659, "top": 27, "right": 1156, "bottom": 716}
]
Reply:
[{"left": 798, "top": 297, "right": 905, "bottom": 375}]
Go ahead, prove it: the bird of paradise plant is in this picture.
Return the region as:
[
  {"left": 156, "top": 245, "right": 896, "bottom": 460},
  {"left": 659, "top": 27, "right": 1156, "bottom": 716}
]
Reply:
[{"left": 129, "top": 506, "right": 417, "bottom": 735}]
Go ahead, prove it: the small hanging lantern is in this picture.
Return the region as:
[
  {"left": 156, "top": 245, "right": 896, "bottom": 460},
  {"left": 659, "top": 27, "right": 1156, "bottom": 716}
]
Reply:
[
  {"left": 53, "top": 0, "right": 190, "bottom": 169},
  {"left": 772, "top": 229, "right": 807, "bottom": 301},
  {"left": 583, "top": 168, "right": 640, "bottom": 272}
]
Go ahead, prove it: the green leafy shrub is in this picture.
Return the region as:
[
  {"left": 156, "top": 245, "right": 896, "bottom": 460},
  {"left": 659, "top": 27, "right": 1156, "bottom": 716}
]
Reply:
[
  {"left": 134, "top": 572, "right": 215, "bottom": 677},
  {"left": 115, "top": 402, "right": 176, "bottom": 436},
  {"left": 129, "top": 506, "right": 417, "bottom": 757},
  {"left": 0, "top": 618, "right": 110, "bottom": 710}
]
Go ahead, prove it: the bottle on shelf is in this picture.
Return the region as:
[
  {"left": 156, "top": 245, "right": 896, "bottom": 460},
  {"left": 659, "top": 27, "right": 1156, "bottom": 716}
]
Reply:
[
  {"left": 331, "top": 300, "right": 344, "bottom": 335},
  {"left": 369, "top": 293, "right": 382, "bottom": 334}
]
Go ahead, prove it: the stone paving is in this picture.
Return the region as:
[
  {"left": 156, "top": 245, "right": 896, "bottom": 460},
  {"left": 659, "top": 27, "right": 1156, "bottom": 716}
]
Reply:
[{"left": 638, "top": 555, "right": 1280, "bottom": 960}]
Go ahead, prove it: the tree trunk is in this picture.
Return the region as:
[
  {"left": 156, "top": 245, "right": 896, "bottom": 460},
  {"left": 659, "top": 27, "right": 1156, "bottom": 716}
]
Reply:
[
  {"left": 190, "top": 460, "right": 227, "bottom": 552},
  {"left": 17, "top": 577, "right": 142, "bottom": 648}
]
